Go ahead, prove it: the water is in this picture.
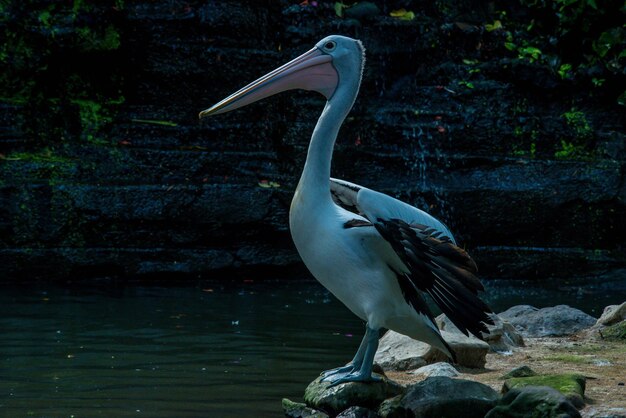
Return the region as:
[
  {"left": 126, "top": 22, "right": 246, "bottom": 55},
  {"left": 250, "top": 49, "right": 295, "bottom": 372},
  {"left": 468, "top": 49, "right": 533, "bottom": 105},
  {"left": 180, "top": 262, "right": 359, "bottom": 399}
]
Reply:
[{"left": 0, "top": 278, "right": 624, "bottom": 417}]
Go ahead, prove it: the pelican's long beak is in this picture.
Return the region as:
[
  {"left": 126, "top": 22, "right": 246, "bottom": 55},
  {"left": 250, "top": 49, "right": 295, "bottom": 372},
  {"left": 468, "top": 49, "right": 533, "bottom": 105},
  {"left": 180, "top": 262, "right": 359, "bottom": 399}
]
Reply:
[{"left": 199, "top": 47, "right": 338, "bottom": 118}]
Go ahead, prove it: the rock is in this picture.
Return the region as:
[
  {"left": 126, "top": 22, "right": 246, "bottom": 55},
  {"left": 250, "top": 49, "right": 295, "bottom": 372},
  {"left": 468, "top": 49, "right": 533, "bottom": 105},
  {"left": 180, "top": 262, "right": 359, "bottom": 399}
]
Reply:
[
  {"left": 303, "top": 375, "right": 404, "bottom": 417},
  {"left": 485, "top": 386, "right": 581, "bottom": 418},
  {"left": 597, "top": 302, "right": 626, "bottom": 326},
  {"left": 336, "top": 405, "right": 380, "bottom": 418},
  {"left": 283, "top": 398, "right": 329, "bottom": 418},
  {"left": 377, "top": 395, "right": 402, "bottom": 418},
  {"left": 600, "top": 320, "right": 626, "bottom": 341},
  {"left": 375, "top": 330, "right": 489, "bottom": 370},
  {"left": 380, "top": 377, "right": 500, "bottom": 418},
  {"left": 422, "top": 331, "right": 490, "bottom": 368},
  {"left": 485, "top": 318, "right": 525, "bottom": 352},
  {"left": 437, "top": 313, "right": 525, "bottom": 352},
  {"left": 408, "top": 362, "right": 459, "bottom": 378},
  {"left": 498, "top": 305, "right": 596, "bottom": 337},
  {"left": 502, "top": 374, "right": 586, "bottom": 408},
  {"left": 501, "top": 365, "right": 537, "bottom": 379},
  {"left": 581, "top": 406, "right": 626, "bottom": 417},
  {"left": 374, "top": 332, "right": 428, "bottom": 371}
]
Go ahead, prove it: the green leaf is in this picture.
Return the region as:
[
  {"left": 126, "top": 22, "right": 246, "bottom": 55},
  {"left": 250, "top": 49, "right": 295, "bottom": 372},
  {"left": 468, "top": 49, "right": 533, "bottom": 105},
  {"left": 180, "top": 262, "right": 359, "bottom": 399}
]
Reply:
[
  {"left": 618, "top": 90, "right": 626, "bottom": 107},
  {"left": 131, "top": 119, "right": 178, "bottom": 127},
  {"left": 558, "top": 63, "right": 573, "bottom": 79},
  {"left": 462, "top": 58, "right": 479, "bottom": 65},
  {"left": 485, "top": 20, "right": 502, "bottom": 32},
  {"left": 334, "top": 2, "right": 344, "bottom": 17},
  {"left": 390, "top": 9, "right": 415, "bottom": 21},
  {"left": 504, "top": 42, "right": 517, "bottom": 51}
]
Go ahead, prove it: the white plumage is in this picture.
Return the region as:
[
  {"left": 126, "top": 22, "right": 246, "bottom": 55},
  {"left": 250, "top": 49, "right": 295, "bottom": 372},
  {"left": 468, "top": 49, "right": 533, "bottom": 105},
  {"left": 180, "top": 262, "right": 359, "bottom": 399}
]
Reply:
[{"left": 200, "top": 35, "right": 492, "bottom": 384}]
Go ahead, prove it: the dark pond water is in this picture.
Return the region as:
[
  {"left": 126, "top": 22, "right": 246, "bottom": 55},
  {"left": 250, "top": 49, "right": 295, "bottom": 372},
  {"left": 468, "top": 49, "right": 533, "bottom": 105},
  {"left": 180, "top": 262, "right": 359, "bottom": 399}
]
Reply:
[{"left": 1, "top": 277, "right": 625, "bottom": 417}]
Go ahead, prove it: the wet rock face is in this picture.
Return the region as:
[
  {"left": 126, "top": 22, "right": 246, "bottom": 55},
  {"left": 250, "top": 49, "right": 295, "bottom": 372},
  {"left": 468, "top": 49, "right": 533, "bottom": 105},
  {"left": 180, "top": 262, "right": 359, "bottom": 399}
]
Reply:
[{"left": 0, "top": 1, "right": 625, "bottom": 281}]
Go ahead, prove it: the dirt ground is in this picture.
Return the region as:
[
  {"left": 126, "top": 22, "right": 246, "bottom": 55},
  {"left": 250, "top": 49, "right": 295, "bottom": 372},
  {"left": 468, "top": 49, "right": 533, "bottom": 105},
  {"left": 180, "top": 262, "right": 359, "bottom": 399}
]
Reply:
[{"left": 386, "top": 335, "right": 626, "bottom": 417}]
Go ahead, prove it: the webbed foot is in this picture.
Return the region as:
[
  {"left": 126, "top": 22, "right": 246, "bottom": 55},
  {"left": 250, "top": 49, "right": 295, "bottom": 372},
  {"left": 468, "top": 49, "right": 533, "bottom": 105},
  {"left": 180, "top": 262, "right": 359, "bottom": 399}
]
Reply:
[
  {"left": 324, "top": 371, "right": 382, "bottom": 387},
  {"left": 320, "top": 364, "right": 356, "bottom": 380}
]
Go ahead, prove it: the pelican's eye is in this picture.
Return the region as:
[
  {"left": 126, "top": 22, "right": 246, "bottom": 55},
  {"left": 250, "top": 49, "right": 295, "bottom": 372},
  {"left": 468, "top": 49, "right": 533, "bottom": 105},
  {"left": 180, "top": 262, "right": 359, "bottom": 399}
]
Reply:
[{"left": 324, "top": 41, "right": 336, "bottom": 51}]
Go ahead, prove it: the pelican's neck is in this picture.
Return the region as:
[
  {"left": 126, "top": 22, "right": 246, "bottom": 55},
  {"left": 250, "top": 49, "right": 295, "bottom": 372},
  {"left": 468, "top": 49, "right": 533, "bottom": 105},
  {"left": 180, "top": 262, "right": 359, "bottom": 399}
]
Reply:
[{"left": 295, "top": 72, "right": 361, "bottom": 205}]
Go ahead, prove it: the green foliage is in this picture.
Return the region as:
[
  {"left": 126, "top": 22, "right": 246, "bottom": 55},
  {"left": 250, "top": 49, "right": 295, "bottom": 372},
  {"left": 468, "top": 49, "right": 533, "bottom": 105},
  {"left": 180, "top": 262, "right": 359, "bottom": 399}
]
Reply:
[
  {"left": 517, "top": 0, "right": 625, "bottom": 104},
  {"left": 0, "top": 0, "right": 126, "bottom": 146},
  {"left": 558, "top": 63, "right": 573, "bottom": 80},
  {"left": 71, "top": 96, "right": 125, "bottom": 143},
  {"left": 555, "top": 140, "right": 586, "bottom": 159},
  {"left": 512, "top": 142, "right": 536, "bottom": 158},
  {"left": 562, "top": 108, "right": 592, "bottom": 140},
  {"left": 517, "top": 45, "right": 542, "bottom": 63},
  {"left": 5, "top": 148, "right": 73, "bottom": 164},
  {"left": 77, "top": 25, "right": 121, "bottom": 51}
]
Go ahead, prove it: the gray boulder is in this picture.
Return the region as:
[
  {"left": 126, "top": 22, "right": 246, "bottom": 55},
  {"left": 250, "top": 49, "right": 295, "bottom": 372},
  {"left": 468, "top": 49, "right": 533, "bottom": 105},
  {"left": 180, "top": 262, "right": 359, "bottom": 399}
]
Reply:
[
  {"left": 408, "top": 362, "right": 459, "bottom": 378},
  {"left": 437, "top": 313, "right": 524, "bottom": 352},
  {"left": 379, "top": 376, "right": 500, "bottom": 418},
  {"left": 375, "top": 330, "right": 489, "bottom": 370},
  {"left": 596, "top": 302, "right": 626, "bottom": 326},
  {"left": 374, "top": 332, "right": 428, "bottom": 371},
  {"left": 303, "top": 375, "right": 403, "bottom": 417},
  {"left": 498, "top": 305, "right": 596, "bottom": 337},
  {"left": 485, "top": 386, "right": 581, "bottom": 418}
]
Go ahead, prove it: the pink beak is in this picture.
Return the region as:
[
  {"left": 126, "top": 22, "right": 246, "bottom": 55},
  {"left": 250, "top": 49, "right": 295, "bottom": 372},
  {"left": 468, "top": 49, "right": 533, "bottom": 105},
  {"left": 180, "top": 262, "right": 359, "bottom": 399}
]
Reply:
[{"left": 199, "top": 47, "right": 339, "bottom": 118}]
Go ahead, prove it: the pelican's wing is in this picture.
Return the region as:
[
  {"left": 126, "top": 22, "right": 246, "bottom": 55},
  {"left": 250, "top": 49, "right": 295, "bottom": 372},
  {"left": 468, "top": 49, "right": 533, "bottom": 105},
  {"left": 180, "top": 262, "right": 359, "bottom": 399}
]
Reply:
[
  {"left": 373, "top": 218, "right": 493, "bottom": 338},
  {"left": 330, "top": 178, "right": 456, "bottom": 243},
  {"left": 332, "top": 178, "right": 493, "bottom": 339}
]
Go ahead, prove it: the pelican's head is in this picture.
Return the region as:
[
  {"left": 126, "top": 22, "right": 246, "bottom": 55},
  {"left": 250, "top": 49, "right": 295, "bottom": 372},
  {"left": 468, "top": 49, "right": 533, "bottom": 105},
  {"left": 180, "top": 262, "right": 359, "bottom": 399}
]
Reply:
[{"left": 199, "top": 35, "right": 365, "bottom": 118}]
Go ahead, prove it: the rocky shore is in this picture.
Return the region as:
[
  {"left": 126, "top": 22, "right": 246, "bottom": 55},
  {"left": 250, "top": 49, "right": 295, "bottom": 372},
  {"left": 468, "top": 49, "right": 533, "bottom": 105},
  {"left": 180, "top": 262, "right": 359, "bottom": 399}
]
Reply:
[{"left": 283, "top": 302, "right": 626, "bottom": 417}]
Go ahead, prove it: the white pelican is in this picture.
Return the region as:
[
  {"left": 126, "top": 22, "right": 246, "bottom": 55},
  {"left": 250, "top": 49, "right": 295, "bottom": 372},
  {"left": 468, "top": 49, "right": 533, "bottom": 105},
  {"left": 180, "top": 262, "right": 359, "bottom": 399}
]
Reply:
[{"left": 200, "top": 35, "right": 493, "bottom": 385}]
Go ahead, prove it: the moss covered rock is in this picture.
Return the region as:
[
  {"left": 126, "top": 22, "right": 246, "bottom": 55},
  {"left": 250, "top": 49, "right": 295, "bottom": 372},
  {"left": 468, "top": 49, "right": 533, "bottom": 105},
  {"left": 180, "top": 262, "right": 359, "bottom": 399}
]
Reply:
[
  {"left": 485, "top": 386, "right": 581, "bottom": 418},
  {"left": 282, "top": 398, "right": 329, "bottom": 418},
  {"left": 502, "top": 374, "right": 586, "bottom": 408},
  {"left": 601, "top": 320, "right": 626, "bottom": 341},
  {"left": 303, "top": 375, "right": 403, "bottom": 417}
]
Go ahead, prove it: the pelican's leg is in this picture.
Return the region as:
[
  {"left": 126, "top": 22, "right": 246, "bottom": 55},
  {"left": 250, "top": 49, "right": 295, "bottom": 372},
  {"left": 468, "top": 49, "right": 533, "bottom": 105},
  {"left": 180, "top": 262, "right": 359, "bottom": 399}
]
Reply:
[
  {"left": 324, "top": 325, "right": 382, "bottom": 386},
  {"left": 320, "top": 325, "right": 369, "bottom": 380}
]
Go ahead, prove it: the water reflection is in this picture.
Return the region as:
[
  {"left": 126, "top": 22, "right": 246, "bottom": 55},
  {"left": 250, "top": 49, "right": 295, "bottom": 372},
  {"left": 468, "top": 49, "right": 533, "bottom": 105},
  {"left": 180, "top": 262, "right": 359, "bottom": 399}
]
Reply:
[{"left": 0, "top": 278, "right": 624, "bottom": 416}]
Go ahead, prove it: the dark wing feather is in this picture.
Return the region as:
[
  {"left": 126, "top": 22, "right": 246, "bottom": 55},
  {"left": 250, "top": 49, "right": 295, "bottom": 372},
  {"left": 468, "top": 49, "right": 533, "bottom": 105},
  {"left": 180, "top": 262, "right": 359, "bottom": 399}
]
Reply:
[
  {"left": 375, "top": 218, "right": 493, "bottom": 339},
  {"left": 395, "top": 270, "right": 457, "bottom": 362},
  {"left": 330, "top": 179, "right": 361, "bottom": 215}
]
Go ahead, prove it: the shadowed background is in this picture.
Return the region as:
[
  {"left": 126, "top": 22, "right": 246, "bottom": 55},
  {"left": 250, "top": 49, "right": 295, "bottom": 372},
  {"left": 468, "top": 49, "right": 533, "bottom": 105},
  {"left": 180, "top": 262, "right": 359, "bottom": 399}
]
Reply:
[{"left": 0, "top": 0, "right": 625, "bottom": 283}]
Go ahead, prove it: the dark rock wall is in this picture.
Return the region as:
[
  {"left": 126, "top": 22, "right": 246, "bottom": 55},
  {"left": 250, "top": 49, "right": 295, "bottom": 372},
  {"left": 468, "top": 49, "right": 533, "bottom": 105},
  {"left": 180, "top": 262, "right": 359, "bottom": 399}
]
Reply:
[{"left": 0, "top": 1, "right": 624, "bottom": 281}]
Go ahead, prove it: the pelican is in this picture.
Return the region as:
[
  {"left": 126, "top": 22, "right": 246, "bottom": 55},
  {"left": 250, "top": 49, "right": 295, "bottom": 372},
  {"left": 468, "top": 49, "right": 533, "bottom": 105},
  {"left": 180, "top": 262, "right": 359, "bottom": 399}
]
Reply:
[{"left": 200, "top": 35, "right": 493, "bottom": 385}]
